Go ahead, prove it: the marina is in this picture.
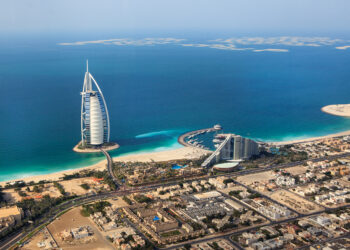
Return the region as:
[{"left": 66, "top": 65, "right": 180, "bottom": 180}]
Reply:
[{"left": 177, "top": 125, "right": 223, "bottom": 150}]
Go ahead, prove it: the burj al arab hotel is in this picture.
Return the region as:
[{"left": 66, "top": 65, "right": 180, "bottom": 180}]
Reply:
[{"left": 80, "top": 61, "right": 110, "bottom": 147}]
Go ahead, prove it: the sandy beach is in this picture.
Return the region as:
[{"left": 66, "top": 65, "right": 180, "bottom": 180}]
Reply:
[
  {"left": 268, "top": 104, "right": 350, "bottom": 145},
  {"left": 3, "top": 125, "right": 350, "bottom": 185},
  {"left": 0, "top": 147, "right": 210, "bottom": 186},
  {"left": 321, "top": 104, "right": 350, "bottom": 117},
  {"left": 269, "top": 129, "right": 350, "bottom": 146}
]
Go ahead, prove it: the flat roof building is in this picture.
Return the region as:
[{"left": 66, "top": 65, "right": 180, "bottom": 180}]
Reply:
[{"left": 0, "top": 206, "right": 23, "bottom": 223}]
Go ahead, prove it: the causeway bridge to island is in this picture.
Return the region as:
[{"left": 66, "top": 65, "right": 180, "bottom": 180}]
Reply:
[{"left": 100, "top": 148, "right": 119, "bottom": 187}]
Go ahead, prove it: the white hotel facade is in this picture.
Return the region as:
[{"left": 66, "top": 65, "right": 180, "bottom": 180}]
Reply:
[{"left": 80, "top": 61, "right": 110, "bottom": 146}]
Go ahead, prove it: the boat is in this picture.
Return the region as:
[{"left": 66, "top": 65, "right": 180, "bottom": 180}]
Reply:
[
  {"left": 213, "top": 139, "right": 222, "bottom": 143},
  {"left": 215, "top": 134, "right": 226, "bottom": 139},
  {"left": 214, "top": 124, "right": 222, "bottom": 130}
]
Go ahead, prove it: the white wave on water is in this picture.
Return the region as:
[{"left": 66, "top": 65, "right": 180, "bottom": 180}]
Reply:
[{"left": 135, "top": 130, "right": 178, "bottom": 138}]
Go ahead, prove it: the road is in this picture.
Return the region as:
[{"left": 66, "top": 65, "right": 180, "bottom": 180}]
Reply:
[{"left": 100, "top": 148, "right": 119, "bottom": 187}]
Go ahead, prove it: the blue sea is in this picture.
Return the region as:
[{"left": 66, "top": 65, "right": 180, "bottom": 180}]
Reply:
[{"left": 1, "top": 32, "right": 350, "bottom": 181}]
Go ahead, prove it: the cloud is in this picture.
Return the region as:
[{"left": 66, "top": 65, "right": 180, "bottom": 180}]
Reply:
[
  {"left": 335, "top": 45, "right": 350, "bottom": 50},
  {"left": 253, "top": 48, "right": 289, "bottom": 52},
  {"left": 58, "top": 38, "right": 185, "bottom": 46}
]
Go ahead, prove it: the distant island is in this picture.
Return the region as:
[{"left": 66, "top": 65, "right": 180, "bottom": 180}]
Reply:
[{"left": 322, "top": 104, "right": 350, "bottom": 117}]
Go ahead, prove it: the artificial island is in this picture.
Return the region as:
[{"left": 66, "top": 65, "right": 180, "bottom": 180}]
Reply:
[
  {"left": 73, "top": 61, "right": 119, "bottom": 153},
  {"left": 322, "top": 104, "right": 350, "bottom": 117}
]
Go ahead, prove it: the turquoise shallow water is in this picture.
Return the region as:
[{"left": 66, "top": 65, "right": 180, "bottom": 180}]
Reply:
[{"left": 1, "top": 33, "right": 350, "bottom": 181}]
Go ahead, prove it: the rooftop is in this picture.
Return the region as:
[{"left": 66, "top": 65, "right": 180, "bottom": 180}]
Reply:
[{"left": 0, "top": 206, "right": 22, "bottom": 218}]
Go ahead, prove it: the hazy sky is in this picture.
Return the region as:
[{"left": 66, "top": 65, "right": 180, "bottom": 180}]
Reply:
[{"left": 1, "top": 0, "right": 350, "bottom": 34}]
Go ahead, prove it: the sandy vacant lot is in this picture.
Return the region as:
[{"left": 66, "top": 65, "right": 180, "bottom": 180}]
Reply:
[
  {"left": 108, "top": 197, "right": 129, "bottom": 208},
  {"left": 285, "top": 165, "right": 307, "bottom": 175},
  {"left": 21, "top": 228, "right": 54, "bottom": 250},
  {"left": 3, "top": 177, "right": 109, "bottom": 203},
  {"left": 236, "top": 171, "right": 274, "bottom": 186},
  {"left": 219, "top": 185, "right": 248, "bottom": 195},
  {"left": 47, "top": 207, "right": 114, "bottom": 250},
  {"left": 269, "top": 189, "right": 323, "bottom": 215},
  {"left": 3, "top": 184, "right": 62, "bottom": 203},
  {"left": 59, "top": 177, "right": 108, "bottom": 196}
]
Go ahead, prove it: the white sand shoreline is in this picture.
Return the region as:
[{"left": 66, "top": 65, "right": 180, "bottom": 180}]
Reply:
[
  {"left": 0, "top": 147, "right": 210, "bottom": 186},
  {"left": 3, "top": 127, "right": 350, "bottom": 185},
  {"left": 268, "top": 129, "right": 350, "bottom": 145}
]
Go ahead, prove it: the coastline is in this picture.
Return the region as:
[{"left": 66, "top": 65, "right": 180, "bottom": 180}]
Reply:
[
  {"left": 268, "top": 129, "right": 350, "bottom": 146},
  {"left": 3, "top": 127, "right": 350, "bottom": 185},
  {"left": 0, "top": 147, "right": 210, "bottom": 186}
]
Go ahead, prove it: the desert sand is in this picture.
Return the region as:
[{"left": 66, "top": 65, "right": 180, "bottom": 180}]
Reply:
[{"left": 0, "top": 147, "right": 210, "bottom": 186}]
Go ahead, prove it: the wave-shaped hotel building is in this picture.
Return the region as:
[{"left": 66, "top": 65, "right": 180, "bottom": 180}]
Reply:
[{"left": 80, "top": 61, "right": 110, "bottom": 147}]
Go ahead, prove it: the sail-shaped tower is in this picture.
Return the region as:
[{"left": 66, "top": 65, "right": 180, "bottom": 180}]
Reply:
[{"left": 81, "top": 61, "right": 110, "bottom": 146}]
